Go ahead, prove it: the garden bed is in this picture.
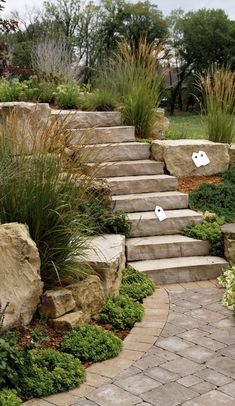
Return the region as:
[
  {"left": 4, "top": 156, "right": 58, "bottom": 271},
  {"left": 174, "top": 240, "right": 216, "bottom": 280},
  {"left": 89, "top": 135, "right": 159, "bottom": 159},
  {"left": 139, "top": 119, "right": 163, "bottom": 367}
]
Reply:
[{"left": 178, "top": 175, "right": 222, "bottom": 193}]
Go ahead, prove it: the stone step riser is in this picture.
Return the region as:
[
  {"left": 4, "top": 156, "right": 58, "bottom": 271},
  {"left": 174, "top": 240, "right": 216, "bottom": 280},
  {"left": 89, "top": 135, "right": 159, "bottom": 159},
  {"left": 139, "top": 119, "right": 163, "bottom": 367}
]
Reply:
[
  {"left": 89, "top": 160, "right": 164, "bottom": 178},
  {"left": 127, "top": 240, "right": 210, "bottom": 261},
  {"left": 68, "top": 126, "right": 135, "bottom": 145},
  {"left": 112, "top": 193, "right": 188, "bottom": 212},
  {"left": 128, "top": 260, "right": 227, "bottom": 284},
  {"left": 129, "top": 216, "right": 203, "bottom": 237},
  {"left": 108, "top": 176, "right": 177, "bottom": 195},
  {"left": 81, "top": 143, "right": 150, "bottom": 163}
]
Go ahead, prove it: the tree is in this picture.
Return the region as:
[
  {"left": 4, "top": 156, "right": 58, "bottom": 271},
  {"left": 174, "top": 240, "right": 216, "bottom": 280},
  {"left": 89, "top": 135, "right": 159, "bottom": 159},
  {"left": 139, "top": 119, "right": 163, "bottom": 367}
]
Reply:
[
  {"left": 167, "top": 8, "right": 235, "bottom": 114},
  {"left": 0, "top": 0, "right": 18, "bottom": 75}
]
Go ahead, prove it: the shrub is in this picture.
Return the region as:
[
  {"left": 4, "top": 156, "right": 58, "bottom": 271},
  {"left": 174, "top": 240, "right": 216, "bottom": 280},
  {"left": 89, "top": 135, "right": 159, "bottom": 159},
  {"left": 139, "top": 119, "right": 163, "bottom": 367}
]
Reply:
[
  {"left": 0, "top": 389, "right": 22, "bottom": 406},
  {"left": 103, "top": 210, "right": 131, "bottom": 236},
  {"left": 183, "top": 214, "right": 224, "bottom": 256},
  {"left": 218, "top": 265, "right": 235, "bottom": 315},
  {"left": 54, "top": 83, "right": 80, "bottom": 109},
  {"left": 198, "top": 66, "right": 235, "bottom": 143},
  {"left": 120, "top": 267, "right": 155, "bottom": 300},
  {"left": 99, "top": 295, "right": 144, "bottom": 329},
  {"left": 20, "top": 349, "right": 85, "bottom": 398},
  {"left": 0, "top": 338, "right": 29, "bottom": 388},
  {"left": 61, "top": 324, "right": 122, "bottom": 362},
  {"left": 189, "top": 183, "right": 235, "bottom": 223},
  {"left": 82, "top": 89, "right": 117, "bottom": 111},
  {"left": 0, "top": 78, "right": 23, "bottom": 102},
  {"left": 221, "top": 166, "right": 235, "bottom": 185}
]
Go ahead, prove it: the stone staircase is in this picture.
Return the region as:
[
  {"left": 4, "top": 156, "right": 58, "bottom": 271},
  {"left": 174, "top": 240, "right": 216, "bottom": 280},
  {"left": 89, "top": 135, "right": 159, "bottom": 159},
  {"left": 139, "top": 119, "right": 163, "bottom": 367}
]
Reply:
[{"left": 64, "top": 111, "right": 228, "bottom": 284}]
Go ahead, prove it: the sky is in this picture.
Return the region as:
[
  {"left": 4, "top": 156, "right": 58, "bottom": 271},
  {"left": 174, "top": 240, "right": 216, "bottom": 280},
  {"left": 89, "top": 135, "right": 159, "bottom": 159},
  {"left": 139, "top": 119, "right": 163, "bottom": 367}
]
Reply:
[{"left": 2, "top": 0, "right": 235, "bottom": 19}]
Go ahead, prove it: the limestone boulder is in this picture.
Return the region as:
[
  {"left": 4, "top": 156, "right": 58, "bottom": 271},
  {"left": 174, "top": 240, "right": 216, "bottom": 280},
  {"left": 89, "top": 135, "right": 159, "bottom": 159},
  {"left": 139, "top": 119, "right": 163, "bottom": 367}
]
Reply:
[
  {"left": 51, "top": 110, "right": 121, "bottom": 129},
  {"left": 0, "top": 223, "right": 42, "bottom": 329},
  {"left": 151, "top": 112, "right": 169, "bottom": 140},
  {"left": 67, "top": 275, "right": 105, "bottom": 321},
  {"left": 49, "top": 311, "right": 84, "bottom": 332},
  {"left": 221, "top": 223, "right": 235, "bottom": 265},
  {"left": 229, "top": 144, "right": 235, "bottom": 167},
  {"left": 39, "top": 289, "right": 76, "bottom": 319},
  {"left": 151, "top": 139, "right": 230, "bottom": 177},
  {"left": 83, "top": 235, "right": 126, "bottom": 296},
  {"left": 0, "top": 102, "right": 51, "bottom": 153}
]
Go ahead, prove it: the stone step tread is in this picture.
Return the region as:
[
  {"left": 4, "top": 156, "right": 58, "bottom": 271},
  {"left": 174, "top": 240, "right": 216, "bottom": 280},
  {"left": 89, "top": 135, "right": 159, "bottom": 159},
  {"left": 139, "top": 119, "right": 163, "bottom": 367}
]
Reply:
[
  {"left": 82, "top": 142, "right": 150, "bottom": 162},
  {"left": 92, "top": 159, "right": 163, "bottom": 167},
  {"left": 126, "top": 235, "right": 210, "bottom": 261},
  {"left": 85, "top": 141, "right": 149, "bottom": 147},
  {"left": 129, "top": 256, "right": 228, "bottom": 272},
  {"left": 113, "top": 191, "right": 187, "bottom": 201},
  {"left": 128, "top": 209, "right": 202, "bottom": 220},
  {"left": 106, "top": 174, "right": 177, "bottom": 182},
  {"left": 126, "top": 234, "right": 207, "bottom": 246}
]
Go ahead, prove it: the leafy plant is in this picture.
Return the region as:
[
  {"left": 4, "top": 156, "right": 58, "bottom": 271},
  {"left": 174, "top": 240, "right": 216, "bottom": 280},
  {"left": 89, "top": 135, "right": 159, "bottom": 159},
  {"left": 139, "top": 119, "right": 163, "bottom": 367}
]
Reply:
[
  {"left": 20, "top": 349, "right": 85, "bottom": 398},
  {"left": 82, "top": 89, "right": 117, "bottom": 111},
  {"left": 120, "top": 267, "right": 155, "bottom": 300},
  {"left": 99, "top": 295, "right": 144, "bottom": 329},
  {"left": 0, "top": 389, "right": 22, "bottom": 406},
  {"left": 183, "top": 214, "right": 224, "bottom": 256},
  {"left": 0, "top": 338, "right": 28, "bottom": 388},
  {"left": 218, "top": 265, "right": 235, "bottom": 315},
  {"left": 54, "top": 83, "right": 81, "bottom": 109},
  {"left": 103, "top": 210, "right": 131, "bottom": 236},
  {"left": 197, "top": 66, "right": 235, "bottom": 143},
  {"left": 61, "top": 324, "right": 122, "bottom": 362},
  {"left": 29, "top": 326, "right": 49, "bottom": 348}
]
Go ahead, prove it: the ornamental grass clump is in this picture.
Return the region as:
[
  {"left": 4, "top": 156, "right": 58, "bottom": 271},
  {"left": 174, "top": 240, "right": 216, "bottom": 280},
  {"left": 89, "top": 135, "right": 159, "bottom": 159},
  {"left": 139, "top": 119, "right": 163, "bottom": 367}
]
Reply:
[
  {"left": 197, "top": 66, "right": 235, "bottom": 143},
  {"left": 61, "top": 324, "right": 122, "bottom": 362},
  {"left": 96, "top": 38, "right": 165, "bottom": 137}
]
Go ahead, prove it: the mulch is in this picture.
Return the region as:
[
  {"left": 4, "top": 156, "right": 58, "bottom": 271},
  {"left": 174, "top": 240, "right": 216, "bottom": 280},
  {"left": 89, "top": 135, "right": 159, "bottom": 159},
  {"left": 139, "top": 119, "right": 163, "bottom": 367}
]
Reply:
[{"left": 178, "top": 175, "right": 222, "bottom": 193}]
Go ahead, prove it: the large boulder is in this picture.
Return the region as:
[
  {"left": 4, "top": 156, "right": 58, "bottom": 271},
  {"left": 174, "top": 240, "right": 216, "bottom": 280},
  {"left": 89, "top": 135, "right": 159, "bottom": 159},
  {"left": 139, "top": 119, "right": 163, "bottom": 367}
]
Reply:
[
  {"left": 151, "top": 112, "right": 170, "bottom": 140},
  {"left": 151, "top": 139, "right": 230, "bottom": 177},
  {"left": 0, "top": 102, "right": 51, "bottom": 153},
  {"left": 229, "top": 144, "right": 235, "bottom": 167},
  {"left": 84, "top": 234, "right": 126, "bottom": 296},
  {"left": 221, "top": 223, "right": 235, "bottom": 265},
  {"left": 0, "top": 223, "right": 43, "bottom": 329}
]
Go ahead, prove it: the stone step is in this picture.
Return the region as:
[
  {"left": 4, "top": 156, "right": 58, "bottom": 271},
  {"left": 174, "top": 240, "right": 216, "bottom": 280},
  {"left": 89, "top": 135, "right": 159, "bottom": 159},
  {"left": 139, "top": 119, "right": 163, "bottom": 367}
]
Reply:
[
  {"left": 112, "top": 191, "right": 188, "bottom": 212},
  {"left": 86, "top": 160, "right": 164, "bottom": 178},
  {"left": 81, "top": 142, "right": 150, "bottom": 163},
  {"left": 128, "top": 209, "right": 203, "bottom": 237},
  {"left": 126, "top": 235, "right": 210, "bottom": 261},
  {"left": 128, "top": 256, "right": 228, "bottom": 284},
  {"left": 107, "top": 174, "right": 177, "bottom": 195},
  {"left": 68, "top": 126, "right": 135, "bottom": 145},
  {"left": 51, "top": 110, "right": 121, "bottom": 128}
]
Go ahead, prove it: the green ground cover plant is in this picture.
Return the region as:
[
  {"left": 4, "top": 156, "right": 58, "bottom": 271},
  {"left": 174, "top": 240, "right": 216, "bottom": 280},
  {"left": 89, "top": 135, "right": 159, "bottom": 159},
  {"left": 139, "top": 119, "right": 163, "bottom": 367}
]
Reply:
[
  {"left": 218, "top": 265, "right": 235, "bottom": 315},
  {"left": 120, "top": 267, "right": 155, "bottom": 300},
  {"left": 0, "top": 76, "right": 56, "bottom": 103},
  {"left": 54, "top": 82, "right": 81, "bottom": 109},
  {"left": 183, "top": 214, "right": 225, "bottom": 256},
  {"left": 61, "top": 324, "right": 122, "bottom": 362},
  {"left": 99, "top": 295, "right": 144, "bottom": 329},
  {"left": 0, "top": 389, "right": 22, "bottom": 406},
  {"left": 81, "top": 89, "right": 117, "bottom": 111}
]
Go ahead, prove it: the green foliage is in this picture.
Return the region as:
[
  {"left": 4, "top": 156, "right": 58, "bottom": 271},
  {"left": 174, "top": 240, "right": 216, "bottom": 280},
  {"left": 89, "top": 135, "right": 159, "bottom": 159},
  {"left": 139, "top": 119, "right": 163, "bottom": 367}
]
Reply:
[
  {"left": 222, "top": 166, "right": 235, "bottom": 185},
  {"left": 218, "top": 265, "right": 235, "bottom": 315},
  {"left": 0, "top": 338, "right": 28, "bottom": 389},
  {"left": 183, "top": 214, "right": 225, "bottom": 256},
  {"left": 189, "top": 183, "right": 235, "bottom": 223},
  {"left": 61, "top": 324, "right": 122, "bottom": 362},
  {"left": 0, "top": 79, "right": 23, "bottom": 102},
  {"left": 99, "top": 295, "right": 144, "bottom": 329},
  {"left": 198, "top": 66, "right": 235, "bottom": 143},
  {"left": 82, "top": 89, "right": 117, "bottom": 111},
  {"left": 0, "top": 76, "right": 56, "bottom": 103},
  {"left": 0, "top": 389, "right": 22, "bottom": 406},
  {"left": 29, "top": 326, "right": 49, "bottom": 348},
  {"left": 54, "top": 83, "right": 81, "bottom": 109},
  {"left": 120, "top": 267, "right": 155, "bottom": 300},
  {"left": 20, "top": 349, "right": 85, "bottom": 398},
  {"left": 104, "top": 210, "right": 131, "bottom": 236},
  {"left": 0, "top": 141, "right": 91, "bottom": 288}
]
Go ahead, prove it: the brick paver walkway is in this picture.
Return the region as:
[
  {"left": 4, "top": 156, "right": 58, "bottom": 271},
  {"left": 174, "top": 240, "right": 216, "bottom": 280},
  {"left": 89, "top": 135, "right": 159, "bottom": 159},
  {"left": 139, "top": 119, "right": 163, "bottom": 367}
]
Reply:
[{"left": 24, "top": 282, "right": 235, "bottom": 406}]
